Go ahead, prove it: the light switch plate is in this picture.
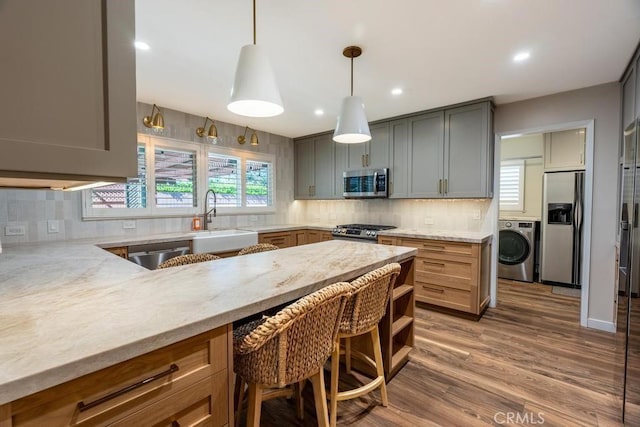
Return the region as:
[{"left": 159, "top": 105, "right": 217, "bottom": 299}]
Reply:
[
  {"left": 5, "top": 225, "right": 26, "bottom": 236},
  {"left": 122, "top": 220, "right": 136, "bottom": 229},
  {"left": 47, "top": 220, "right": 59, "bottom": 234},
  {"left": 472, "top": 209, "right": 482, "bottom": 220},
  {"left": 424, "top": 217, "right": 434, "bottom": 225}
]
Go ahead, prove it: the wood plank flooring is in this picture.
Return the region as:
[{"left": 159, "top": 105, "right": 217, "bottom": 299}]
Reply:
[{"left": 238, "top": 280, "right": 625, "bottom": 426}]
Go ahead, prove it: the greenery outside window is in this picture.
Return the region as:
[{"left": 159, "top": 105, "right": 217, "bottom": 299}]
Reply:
[{"left": 83, "top": 135, "right": 276, "bottom": 219}]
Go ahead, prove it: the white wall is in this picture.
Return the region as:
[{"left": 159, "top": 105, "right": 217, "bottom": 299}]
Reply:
[
  {"left": 0, "top": 103, "right": 296, "bottom": 244},
  {"left": 494, "top": 82, "right": 621, "bottom": 327}
]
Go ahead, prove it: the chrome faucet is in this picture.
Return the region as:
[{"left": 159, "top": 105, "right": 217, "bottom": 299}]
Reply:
[{"left": 203, "top": 189, "right": 217, "bottom": 230}]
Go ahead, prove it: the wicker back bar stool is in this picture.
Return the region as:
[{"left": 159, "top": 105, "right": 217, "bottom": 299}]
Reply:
[
  {"left": 233, "top": 281, "right": 352, "bottom": 427},
  {"left": 329, "top": 263, "right": 401, "bottom": 427},
  {"left": 157, "top": 253, "right": 220, "bottom": 269},
  {"left": 237, "top": 243, "right": 279, "bottom": 256}
]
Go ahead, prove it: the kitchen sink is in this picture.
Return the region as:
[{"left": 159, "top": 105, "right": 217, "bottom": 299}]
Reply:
[{"left": 191, "top": 229, "right": 258, "bottom": 254}]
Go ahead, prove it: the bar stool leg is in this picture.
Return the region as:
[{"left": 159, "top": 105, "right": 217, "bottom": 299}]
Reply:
[
  {"left": 234, "top": 376, "right": 246, "bottom": 427},
  {"left": 371, "top": 327, "right": 388, "bottom": 407},
  {"left": 330, "top": 341, "right": 341, "bottom": 427},
  {"left": 246, "top": 383, "right": 263, "bottom": 427},
  {"left": 345, "top": 336, "right": 352, "bottom": 374},
  {"left": 310, "top": 369, "right": 330, "bottom": 427}
]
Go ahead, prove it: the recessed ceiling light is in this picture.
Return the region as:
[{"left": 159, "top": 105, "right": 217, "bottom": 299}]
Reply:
[
  {"left": 134, "top": 41, "right": 150, "bottom": 51},
  {"left": 314, "top": 109, "right": 324, "bottom": 116},
  {"left": 391, "top": 88, "right": 403, "bottom": 95},
  {"left": 513, "top": 51, "right": 530, "bottom": 62}
]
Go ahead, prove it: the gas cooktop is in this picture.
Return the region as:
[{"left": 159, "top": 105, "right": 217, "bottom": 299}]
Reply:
[{"left": 331, "top": 224, "right": 396, "bottom": 241}]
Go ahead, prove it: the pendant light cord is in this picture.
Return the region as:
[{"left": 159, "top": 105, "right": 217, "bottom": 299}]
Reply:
[
  {"left": 350, "top": 56, "right": 354, "bottom": 96},
  {"left": 253, "top": 0, "right": 256, "bottom": 45}
]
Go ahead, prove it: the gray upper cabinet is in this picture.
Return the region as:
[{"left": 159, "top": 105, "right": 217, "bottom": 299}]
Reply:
[
  {"left": 294, "top": 137, "right": 315, "bottom": 199},
  {"left": 636, "top": 53, "right": 640, "bottom": 120},
  {"left": 444, "top": 103, "right": 493, "bottom": 198},
  {"left": 294, "top": 135, "right": 335, "bottom": 199},
  {"left": 0, "top": 0, "right": 137, "bottom": 187},
  {"left": 389, "top": 119, "right": 409, "bottom": 198},
  {"left": 294, "top": 99, "right": 494, "bottom": 200},
  {"left": 408, "top": 112, "right": 445, "bottom": 198},
  {"left": 346, "top": 123, "right": 390, "bottom": 169}
]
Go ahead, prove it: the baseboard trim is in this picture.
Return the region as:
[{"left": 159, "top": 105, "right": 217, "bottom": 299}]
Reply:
[{"left": 587, "top": 318, "right": 616, "bottom": 333}]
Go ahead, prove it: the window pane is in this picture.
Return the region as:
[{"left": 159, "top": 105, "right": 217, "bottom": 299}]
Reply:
[
  {"left": 246, "top": 160, "right": 273, "bottom": 207},
  {"left": 155, "top": 148, "right": 197, "bottom": 208},
  {"left": 500, "top": 161, "right": 524, "bottom": 211},
  {"left": 207, "top": 153, "right": 241, "bottom": 207},
  {"left": 90, "top": 146, "right": 147, "bottom": 208}
]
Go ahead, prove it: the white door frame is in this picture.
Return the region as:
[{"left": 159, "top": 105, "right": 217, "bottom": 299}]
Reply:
[{"left": 491, "top": 119, "right": 594, "bottom": 328}]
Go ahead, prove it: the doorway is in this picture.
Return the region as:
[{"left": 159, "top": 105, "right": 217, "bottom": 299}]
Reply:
[{"left": 490, "top": 120, "right": 595, "bottom": 328}]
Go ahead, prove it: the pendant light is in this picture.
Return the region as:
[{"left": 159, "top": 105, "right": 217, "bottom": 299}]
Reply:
[
  {"left": 228, "top": 0, "right": 283, "bottom": 118},
  {"left": 333, "top": 46, "right": 371, "bottom": 144}
]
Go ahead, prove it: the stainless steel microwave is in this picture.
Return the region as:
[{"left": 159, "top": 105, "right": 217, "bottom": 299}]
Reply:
[{"left": 343, "top": 168, "right": 389, "bottom": 198}]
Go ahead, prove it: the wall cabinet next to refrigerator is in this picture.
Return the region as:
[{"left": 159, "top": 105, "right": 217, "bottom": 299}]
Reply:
[{"left": 543, "top": 129, "right": 586, "bottom": 171}]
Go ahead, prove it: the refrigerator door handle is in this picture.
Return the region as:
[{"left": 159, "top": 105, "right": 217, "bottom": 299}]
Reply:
[{"left": 572, "top": 173, "right": 584, "bottom": 285}]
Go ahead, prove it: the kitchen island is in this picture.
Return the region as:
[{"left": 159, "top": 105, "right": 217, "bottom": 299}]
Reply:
[{"left": 0, "top": 239, "right": 416, "bottom": 426}]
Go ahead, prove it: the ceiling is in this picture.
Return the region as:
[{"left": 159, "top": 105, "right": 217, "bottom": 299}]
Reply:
[{"left": 135, "top": 0, "right": 640, "bottom": 139}]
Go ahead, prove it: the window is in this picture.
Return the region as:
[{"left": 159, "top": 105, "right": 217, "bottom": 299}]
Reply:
[
  {"left": 90, "top": 145, "right": 147, "bottom": 209},
  {"left": 500, "top": 160, "right": 525, "bottom": 211},
  {"left": 154, "top": 148, "right": 197, "bottom": 208},
  {"left": 207, "top": 153, "right": 241, "bottom": 207},
  {"left": 83, "top": 135, "right": 276, "bottom": 218}
]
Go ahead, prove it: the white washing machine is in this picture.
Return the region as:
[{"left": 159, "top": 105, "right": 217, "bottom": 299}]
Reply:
[{"left": 498, "top": 220, "right": 537, "bottom": 282}]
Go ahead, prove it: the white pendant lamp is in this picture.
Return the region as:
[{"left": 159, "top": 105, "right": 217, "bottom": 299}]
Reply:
[
  {"left": 333, "top": 46, "right": 371, "bottom": 144},
  {"left": 228, "top": 0, "right": 283, "bottom": 118}
]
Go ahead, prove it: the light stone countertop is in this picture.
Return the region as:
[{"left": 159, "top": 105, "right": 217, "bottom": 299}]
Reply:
[
  {"left": 0, "top": 239, "right": 416, "bottom": 405},
  {"left": 377, "top": 228, "right": 493, "bottom": 244},
  {"left": 236, "top": 224, "right": 335, "bottom": 233}
]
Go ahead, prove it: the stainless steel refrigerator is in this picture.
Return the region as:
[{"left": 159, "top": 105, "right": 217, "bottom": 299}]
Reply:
[{"left": 540, "top": 170, "right": 584, "bottom": 286}]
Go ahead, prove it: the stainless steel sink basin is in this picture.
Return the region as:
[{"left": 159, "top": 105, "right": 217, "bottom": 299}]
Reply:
[{"left": 191, "top": 229, "right": 258, "bottom": 254}]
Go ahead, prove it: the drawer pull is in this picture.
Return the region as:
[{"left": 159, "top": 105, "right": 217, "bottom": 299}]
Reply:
[
  {"left": 424, "top": 260, "right": 445, "bottom": 267},
  {"left": 422, "top": 285, "right": 444, "bottom": 293},
  {"left": 423, "top": 245, "right": 445, "bottom": 251},
  {"left": 78, "top": 364, "right": 179, "bottom": 412}
]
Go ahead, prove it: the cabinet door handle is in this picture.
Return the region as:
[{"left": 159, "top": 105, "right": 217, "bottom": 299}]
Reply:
[
  {"left": 438, "top": 179, "right": 443, "bottom": 194},
  {"left": 366, "top": 153, "right": 369, "bottom": 166},
  {"left": 362, "top": 154, "right": 365, "bottom": 167},
  {"left": 78, "top": 364, "right": 179, "bottom": 412},
  {"left": 422, "top": 285, "right": 444, "bottom": 293},
  {"left": 444, "top": 179, "right": 448, "bottom": 194}
]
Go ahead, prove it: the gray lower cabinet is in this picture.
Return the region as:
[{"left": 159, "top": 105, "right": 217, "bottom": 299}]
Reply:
[
  {"left": 347, "top": 122, "right": 390, "bottom": 169},
  {"left": 0, "top": 0, "right": 137, "bottom": 186},
  {"left": 294, "top": 134, "right": 336, "bottom": 199}
]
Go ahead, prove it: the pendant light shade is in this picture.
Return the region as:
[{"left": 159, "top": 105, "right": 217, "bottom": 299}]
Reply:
[
  {"left": 228, "top": 44, "right": 283, "bottom": 117},
  {"left": 333, "top": 46, "right": 371, "bottom": 144},
  {"left": 333, "top": 96, "right": 371, "bottom": 143},
  {"left": 227, "top": 0, "right": 283, "bottom": 118}
]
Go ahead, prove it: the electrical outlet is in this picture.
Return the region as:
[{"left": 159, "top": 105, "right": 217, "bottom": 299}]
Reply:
[
  {"left": 424, "top": 217, "right": 434, "bottom": 225},
  {"left": 122, "top": 220, "right": 136, "bottom": 229},
  {"left": 47, "top": 220, "right": 59, "bottom": 234},
  {"left": 472, "top": 209, "right": 482, "bottom": 220},
  {"left": 5, "top": 225, "right": 26, "bottom": 236}
]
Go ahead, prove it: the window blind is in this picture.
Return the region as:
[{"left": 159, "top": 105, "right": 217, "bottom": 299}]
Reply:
[
  {"left": 207, "top": 153, "right": 241, "bottom": 207},
  {"left": 246, "top": 160, "right": 273, "bottom": 207},
  {"left": 154, "top": 148, "right": 197, "bottom": 208},
  {"left": 500, "top": 160, "right": 525, "bottom": 211}
]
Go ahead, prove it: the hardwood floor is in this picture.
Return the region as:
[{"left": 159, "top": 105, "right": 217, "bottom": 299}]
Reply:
[{"left": 239, "top": 280, "right": 625, "bottom": 426}]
